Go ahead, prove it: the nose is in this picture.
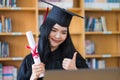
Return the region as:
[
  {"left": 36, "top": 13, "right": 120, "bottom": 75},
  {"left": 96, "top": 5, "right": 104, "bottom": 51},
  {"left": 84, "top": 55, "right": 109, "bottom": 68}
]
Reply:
[{"left": 55, "top": 32, "right": 61, "bottom": 39}]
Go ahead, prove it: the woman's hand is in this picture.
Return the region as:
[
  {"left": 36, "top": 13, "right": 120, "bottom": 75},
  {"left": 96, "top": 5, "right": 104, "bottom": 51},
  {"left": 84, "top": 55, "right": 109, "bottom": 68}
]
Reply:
[
  {"left": 30, "top": 63, "right": 45, "bottom": 80},
  {"left": 62, "top": 52, "right": 77, "bottom": 70}
]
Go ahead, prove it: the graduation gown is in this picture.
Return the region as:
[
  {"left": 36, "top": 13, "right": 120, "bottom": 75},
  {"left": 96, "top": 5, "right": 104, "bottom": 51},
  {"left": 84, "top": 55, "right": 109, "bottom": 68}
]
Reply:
[{"left": 17, "top": 49, "right": 88, "bottom": 80}]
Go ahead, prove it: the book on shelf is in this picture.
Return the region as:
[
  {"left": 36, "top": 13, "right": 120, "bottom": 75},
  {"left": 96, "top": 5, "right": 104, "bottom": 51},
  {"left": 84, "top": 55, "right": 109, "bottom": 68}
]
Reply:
[
  {"left": 100, "top": 16, "right": 107, "bottom": 32},
  {"left": 0, "top": 64, "right": 17, "bottom": 80},
  {"left": 85, "top": 16, "right": 107, "bottom": 32},
  {"left": 85, "top": 17, "right": 94, "bottom": 32},
  {"left": 62, "top": 0, "right": 73, "bottom": 9},
  {"left": 1, "top": 15, "right": 5, "bottom": 32},
  {"left": 0, "top": 42, "right": 2, "bottom": 57},
  {"left": 85, "top": 40, "right": 95, "bottom": 55},
  {"left": 38, "top": 0, "right": 73, "bottom": 8},
  {"left": 84, "top": 0, "right": 120, "bottom": 9},
  {"left": 87, "top": 58, "right": 106, "bottom": 69},
  {"left": 0, "top": 64, "right": 2, "bottom": 80},
  {"left": 2, "top": 66, "right": 17, "bottom": 80},
  {"left": 0, "top": 15, "right": 12, "bottom": 32},
  {"left": 0, "top": 22, "right": 2, "bottom": 32},
  {"left": 1, "top": 41, "right": 9, "bottom": 58},
  {"left": 0, "top": 0, "right": 16, "bottom": 8},
  {"left": 98, "top": 60, "right": 105, "bottom": 69},
  {"left": 94, "top": 18, "right": 103, "bottom": 32},
  {"left": 86, "top": 17, "right": 95, "bottom": 31},
  {"left": 38, "top": 14, "right": 44, "bottom": 29}
]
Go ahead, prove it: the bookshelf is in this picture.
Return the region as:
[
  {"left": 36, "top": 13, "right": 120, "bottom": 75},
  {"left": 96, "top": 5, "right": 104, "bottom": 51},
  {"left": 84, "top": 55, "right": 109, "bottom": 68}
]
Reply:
[
  {"left": 84, "top": 0, "right": 120, "bottom": 69},
  {"left": 0, "top": 0, "right": 85, "bottom": 69},
  {"left": 0, "top": 0, "right": 37, "bottom": 68},
  {"left": 1, "top": 0, "right": 119, "bottom": 71}
]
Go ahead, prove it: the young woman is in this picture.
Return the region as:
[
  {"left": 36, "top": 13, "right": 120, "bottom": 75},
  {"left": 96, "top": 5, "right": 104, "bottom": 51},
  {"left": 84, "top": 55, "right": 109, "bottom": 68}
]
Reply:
[{"left": 17, "top": 1, "right": 88, "bottom": 80}]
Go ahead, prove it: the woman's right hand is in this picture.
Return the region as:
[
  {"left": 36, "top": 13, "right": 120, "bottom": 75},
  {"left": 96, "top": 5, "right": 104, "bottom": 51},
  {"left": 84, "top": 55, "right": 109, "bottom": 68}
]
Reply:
[{"left": 30, "top": 63, "right": 45, "bottom": 80}]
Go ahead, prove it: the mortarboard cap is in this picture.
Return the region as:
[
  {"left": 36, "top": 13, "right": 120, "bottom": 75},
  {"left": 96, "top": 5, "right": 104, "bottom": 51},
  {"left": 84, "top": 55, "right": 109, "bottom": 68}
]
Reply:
[{"left": 41, "top": 0, "right": 84, "bottom": 27}]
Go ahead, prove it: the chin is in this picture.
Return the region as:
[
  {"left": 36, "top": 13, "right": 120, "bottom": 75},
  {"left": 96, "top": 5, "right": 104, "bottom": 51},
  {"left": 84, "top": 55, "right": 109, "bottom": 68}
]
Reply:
[
  {"left": 51, "top": 43, "right": 60, "bottom": 48},
  {"left": 51, "top": 44, "right": 59, "bottom": 48}
]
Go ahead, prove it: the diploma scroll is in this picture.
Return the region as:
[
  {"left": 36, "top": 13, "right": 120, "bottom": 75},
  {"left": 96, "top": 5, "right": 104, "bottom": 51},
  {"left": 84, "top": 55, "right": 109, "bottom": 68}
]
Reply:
[{"left": 26, "top": 31, "right": 44, "bottom": 77}]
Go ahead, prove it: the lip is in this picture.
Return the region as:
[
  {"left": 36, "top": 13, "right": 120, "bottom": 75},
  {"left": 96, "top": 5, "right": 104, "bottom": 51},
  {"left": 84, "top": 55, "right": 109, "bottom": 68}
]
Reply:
[{"left": 51, "top": 38, "right": 61, "bottom": 43}]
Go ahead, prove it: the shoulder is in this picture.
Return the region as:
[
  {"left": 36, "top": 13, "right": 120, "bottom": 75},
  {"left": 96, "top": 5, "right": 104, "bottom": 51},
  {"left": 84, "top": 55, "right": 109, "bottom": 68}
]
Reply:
[
  {"left": 17, "top": 53, "right": 33, "bottom": 80},
  {"left": 25, "top": 53, "right": 32, "bottom": 59},
  {"left": 23, "top": 53, "right": 34, "bottom": 64}
]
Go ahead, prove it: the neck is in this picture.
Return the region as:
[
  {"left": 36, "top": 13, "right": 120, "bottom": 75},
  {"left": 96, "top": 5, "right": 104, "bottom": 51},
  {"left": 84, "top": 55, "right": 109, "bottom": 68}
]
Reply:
[{"left": 51, "top": 46, "right": 58, "bottom": 52}]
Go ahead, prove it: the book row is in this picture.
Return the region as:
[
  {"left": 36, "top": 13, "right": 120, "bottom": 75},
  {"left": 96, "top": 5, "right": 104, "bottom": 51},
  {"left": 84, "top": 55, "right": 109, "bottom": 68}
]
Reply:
[
  {"left": 87, "top": 58, "right": 106, "bottom": 69},
  {"left": 0, "top": 41, "right": 9, "bottom": 58},
  {"left": 0, "top": 16, "right": 12, "bottom": 32},
  {"left": 85, "top": 0, "right": 120, "bottom": 9},
  {"left": 85, "top": 16, "right": 107, "bottom": 32},
  {"left": 0, "top": 0, "right": 16, "bottom": 8},
  {"left": 38, "top": 0, "right": 73, "bottom": 8},
  {"left": 0, "top": 14, "right": 48, "bottom": 33},
  {"left": 0, "top": 64, "right": 17, "bottom": 80},
  {"left": 85, "top": 0, "right": 120, "bottom": 3}
]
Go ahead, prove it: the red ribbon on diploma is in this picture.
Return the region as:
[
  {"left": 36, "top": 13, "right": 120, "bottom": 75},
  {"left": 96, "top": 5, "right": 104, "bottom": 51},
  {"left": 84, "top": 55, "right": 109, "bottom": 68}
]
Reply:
[{"left": 26, "top": 45, "right": 39, "bottom": 57}]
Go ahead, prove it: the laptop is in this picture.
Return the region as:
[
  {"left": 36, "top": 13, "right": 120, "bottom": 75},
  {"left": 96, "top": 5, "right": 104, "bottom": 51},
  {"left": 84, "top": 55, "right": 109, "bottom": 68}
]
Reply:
[{"left": 44, "top": 68, "right": 120, "bottom": 80}]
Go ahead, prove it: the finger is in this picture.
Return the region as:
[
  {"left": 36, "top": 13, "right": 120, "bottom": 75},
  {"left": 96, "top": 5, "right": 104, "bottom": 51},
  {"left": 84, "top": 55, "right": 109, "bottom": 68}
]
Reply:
[
  {"left": 72, "top": 52, "right": 77, "bottom": 61},
  {"left": 32, "top": 63, "right": 45, "bottom": 72},
  {"left": 33, "top": 67, "right": 44, "bottom": 73},
  {"left": 32, "top": 65, "right": 43, "bottom": 71},
  {"left": 63, "top": 58, "right": 71, "bottom": 62},
  {"left": 62, "top": 63, "right": 68, "bottom": 70},
  {"left": 33, "top": 66, "right": 45, "bottom": 77},
  {"left": 62, "top": 60, "right": 71, "bottom": 70},
  {"left": 62, "top": 59, "right": 71, "bottom": 66},
  {"left": 62, "top": 60, "right": 69, "bottom": 66}
]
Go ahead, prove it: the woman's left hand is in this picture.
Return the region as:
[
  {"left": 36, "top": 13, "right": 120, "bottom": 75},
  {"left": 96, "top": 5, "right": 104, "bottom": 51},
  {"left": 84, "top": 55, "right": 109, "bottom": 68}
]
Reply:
[{"left": 62, "top": 52, "right": 77, "bottom": 70}]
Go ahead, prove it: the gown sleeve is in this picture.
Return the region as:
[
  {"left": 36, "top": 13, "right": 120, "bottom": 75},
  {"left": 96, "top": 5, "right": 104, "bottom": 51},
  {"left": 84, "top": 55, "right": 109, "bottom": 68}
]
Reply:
[
  {"left": 76, "top": 52, "right": 89, "bottom": 68},
  {"left": 17, "top": 54, "right": 34, "bottom": 80},
  {"left": 17, "top": 54, "right": 43, "bottom": 80}
]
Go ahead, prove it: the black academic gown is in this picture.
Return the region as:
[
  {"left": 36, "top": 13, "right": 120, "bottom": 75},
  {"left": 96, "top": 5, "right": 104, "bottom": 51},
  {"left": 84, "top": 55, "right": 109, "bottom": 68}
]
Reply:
[{"left": 17, "top": 49, "right": 88, "bottom": 80}]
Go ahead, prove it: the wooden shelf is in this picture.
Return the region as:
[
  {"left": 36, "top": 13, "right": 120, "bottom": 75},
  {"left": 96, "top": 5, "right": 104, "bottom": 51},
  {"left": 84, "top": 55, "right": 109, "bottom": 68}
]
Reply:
[
  {"left": 38, "top": 8, "right": 82, "bottom": 12},
  {"left": 85, "top": 2, "right": 120, "bottom": 68},
  {"left": 70, "top": 32, "right": 82, "bottom": 35},
  {"left": 0, "top": 7, "right": 36, "bottom": 11},
  {"left": 0, "top": 32, "right": 36, "bottom": 36},
  {"left": 85, "top": 54, "right": 120, "bottom": 58},
  {"left": 1, "top": 0, "right": 119, "bottom": 69},
  {"left": 85, "top": 8, "right": 120, "bottom": 12},
  {"left": 0, "top": 57, "right": 24, "bottom": 61},
  {"left": 85, "top": 32, "right": 120, "bottom": 35}
]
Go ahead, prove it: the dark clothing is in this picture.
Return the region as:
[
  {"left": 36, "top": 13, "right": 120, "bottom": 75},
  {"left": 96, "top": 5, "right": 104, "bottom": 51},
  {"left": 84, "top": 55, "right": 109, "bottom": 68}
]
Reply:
[{"left": 17, "top": 49, "right": 88, "bottom": 80}]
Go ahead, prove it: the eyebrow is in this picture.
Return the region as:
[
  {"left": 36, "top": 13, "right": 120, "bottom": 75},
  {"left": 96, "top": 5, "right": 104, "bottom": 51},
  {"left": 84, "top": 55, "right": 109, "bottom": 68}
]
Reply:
[{"left": 52, "top": 27, "right": 67, "bottom": 32}]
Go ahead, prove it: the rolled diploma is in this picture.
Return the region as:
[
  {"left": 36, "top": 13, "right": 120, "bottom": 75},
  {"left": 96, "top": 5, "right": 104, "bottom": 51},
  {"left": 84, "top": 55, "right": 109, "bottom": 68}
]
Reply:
[{"left": 26, "top": 31, "right": 44, "bottom": 77}]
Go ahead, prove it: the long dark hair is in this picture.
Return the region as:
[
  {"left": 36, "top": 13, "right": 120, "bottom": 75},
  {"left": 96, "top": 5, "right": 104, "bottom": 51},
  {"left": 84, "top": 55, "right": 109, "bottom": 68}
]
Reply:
[{"left": 38, "top": 18, "right": 76, "bottom": 63}]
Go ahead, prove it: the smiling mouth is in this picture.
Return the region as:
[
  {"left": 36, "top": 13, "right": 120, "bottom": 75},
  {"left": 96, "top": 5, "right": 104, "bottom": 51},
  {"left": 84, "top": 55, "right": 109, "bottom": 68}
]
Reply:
[{"left": 51, "top": 38, "right": 61, "bottom": 43}]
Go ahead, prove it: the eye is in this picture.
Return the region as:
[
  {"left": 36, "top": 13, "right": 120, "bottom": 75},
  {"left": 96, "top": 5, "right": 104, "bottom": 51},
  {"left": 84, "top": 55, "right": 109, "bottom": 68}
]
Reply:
[{"left": 61, "top": 31, "right": 67, "bottom": 34}]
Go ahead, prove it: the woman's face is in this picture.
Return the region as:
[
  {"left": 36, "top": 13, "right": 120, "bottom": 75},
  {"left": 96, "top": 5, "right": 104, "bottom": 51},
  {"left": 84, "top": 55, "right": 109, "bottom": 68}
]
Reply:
[{"left": 49, "top": 24, "right": 67, "bottom": 49}]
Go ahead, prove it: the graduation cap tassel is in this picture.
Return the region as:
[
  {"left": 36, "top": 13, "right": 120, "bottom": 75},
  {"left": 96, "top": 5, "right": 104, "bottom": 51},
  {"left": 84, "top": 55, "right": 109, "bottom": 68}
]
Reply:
[{"left": 43, "top": 7, "right": 49, "bottom": 24}]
